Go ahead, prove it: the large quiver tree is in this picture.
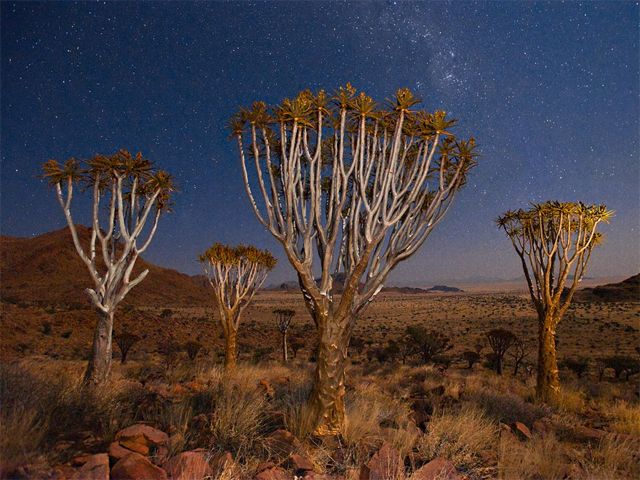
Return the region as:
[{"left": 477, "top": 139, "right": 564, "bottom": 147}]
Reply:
[
  {"left": 497, "top": 201, "right": 612, "bottom": 402},
  {"left": 231, "top": 85, "right": 477, "bottom": 434},
  {"left": 199, "top": 244, "right": 276, "bottom": 372},
  {"left": 42, "top": 150, "right": 174, "bottom": 385}
]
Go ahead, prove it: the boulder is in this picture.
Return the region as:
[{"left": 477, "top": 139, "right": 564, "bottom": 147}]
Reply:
[
  {"left": 254, "top": 466, "right": 293, "bottom": 480},
  {"left": 409, "top": 457, "right": 461, "bottom": 480},
  {"left": 511, "top": 421, "right": 532, "bottom": 441},
  {"left": 364, "top": 442, "right": 403, "bottom": 480},
  {"left": 288, "top": 453, "right": 315, "bottom": 473},
  {"left": 116, "top": 424, "right": 169, "bottom": 448},
  {"left": 111, "top": 453, "right": 168, "bottom": 480},
  {"left": 109, "top": 441, "right": 135, "bottom": 461},
  {"left": 70, "top": 453, "right": 109, "bottom": 480},
  {"left": 164, "top": 450, "right": 212, "bottom": 480}
]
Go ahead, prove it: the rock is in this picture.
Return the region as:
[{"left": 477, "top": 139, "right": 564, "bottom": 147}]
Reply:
[
  {"left": 119, "top": 438, "right": 150, "bottom": 455},
  {"left": 70, "top": 453, "right": 109, "bottom": 480},
  {"left": 111, "top": 453, "right": 168, "bottom": 480},
  {"left": 288, "top": 453, "right": 315, "bottom": 473},
  {"left": 116, "top": 424, "right": 169, "bottom": 463},
  {"left": 254, "top": 466, "right": 293, "bottom": 480},
  {"left": 116, "top": 424, "right": 169, "bottom": 448},
  {"left": 109, "top": 442, "right": 135, "bottom": 461},
  {"left": 50, "top": 464, "right": 77, "bottom": 480},
  {"left": 409, "top": 457, "right": 461, "bottom": 480},
  {"left": 164, "top": 450, "right": 212, "bottom": 480},
  {"left": 511, "top": 421, "right": 532, "bottom": 440},
  {"left": 571, "top": 425, "right": 607, "bottom": 443},
  {"left": 265, "top": 429, "right": 301, "bottom": 457},
  {"left": 532, "top": 418, "right": 552, "bottom": 435},
  {"left": 365, "top": 442, "right": 403, "bottom": 480}
]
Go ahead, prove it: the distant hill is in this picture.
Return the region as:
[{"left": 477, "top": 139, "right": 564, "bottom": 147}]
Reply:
[
  {"left": 0, "top": 226, "right": 213, "bottom": 308},
  {"left": 574, "top": 274, "right": 639, "bottom": 302},
  {"left": 426, "top": 285, "right": 464, "bottom": 293}
]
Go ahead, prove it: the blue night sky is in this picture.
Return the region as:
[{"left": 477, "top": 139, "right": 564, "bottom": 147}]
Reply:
[{"left": 1, "top": 1, "right": 638, "bottom": 285}]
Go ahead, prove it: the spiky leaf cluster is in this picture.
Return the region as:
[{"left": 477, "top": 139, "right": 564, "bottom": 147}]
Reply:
[{"left": 199, "top": 243, "right": 277, "bottom": 270}]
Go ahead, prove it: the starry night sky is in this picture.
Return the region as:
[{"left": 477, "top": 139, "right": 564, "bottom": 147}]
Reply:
[{"left": 1, "top": 1, "right": 638, "bottom": 285}]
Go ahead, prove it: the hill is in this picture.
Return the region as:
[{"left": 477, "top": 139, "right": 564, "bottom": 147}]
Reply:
[
  {"left": 0, "top": 226, "right": 213, "bottom": 308},
  {"left": 574, "top": 274, "right": 640, "bottom": 302}
]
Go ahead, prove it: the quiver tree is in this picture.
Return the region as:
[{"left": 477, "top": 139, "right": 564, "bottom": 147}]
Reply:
[
  {"left": 199, "top": 243, "right": 276, "bottom": 372},
  {"left": 497, "top": 202, "right": 612, "bottom": 402},
  {"left": 114, "top": 331, "right": 141, "bottom": 364},
  {"left": 509, "top": 338, "right": 528, "bottom": 376},
  {"left": 231, "top": 85, "right": 476, "bottom": 434},
  {"left": 42, "top": 151, "right": 174, "bottom": 385},
  {"left": 274, "top": 309, "right": 295, "bottom": 362},
  {"left": 486, "top": 328, "right": 516, "bottom": 375},
  {"left": 406, "top": 325, "right": 452, "bottom": 364}
]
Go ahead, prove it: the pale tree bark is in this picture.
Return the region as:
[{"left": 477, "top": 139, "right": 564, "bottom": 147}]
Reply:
[
  {"left": 233, "top": 87, "right": 476, "bottom": 434},
  {"left": 497, "top": 202, "right": 612, "bottom": 403},
  {"left": 44, "top": 153, "right": 172, "bottom": 386}
]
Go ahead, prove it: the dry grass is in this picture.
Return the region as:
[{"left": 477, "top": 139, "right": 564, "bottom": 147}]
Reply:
[
  {"left": 581, "top": 436, "right": 640, "bottom": 479},
  {"left": 417, "top": 405, "right": 498, "bottom": 476},
  {"left": 498, "top": 433, "right": 569, "bottom": 480},
  {"left": 606, "top": 400, "right": 640, "bottom": 435}
]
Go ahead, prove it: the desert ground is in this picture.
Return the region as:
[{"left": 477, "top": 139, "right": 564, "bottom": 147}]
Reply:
[{"left": 1, "top": 285, "right": 639, "bottom": 480}]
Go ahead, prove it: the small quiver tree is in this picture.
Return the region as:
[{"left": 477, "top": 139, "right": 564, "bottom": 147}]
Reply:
[
  {"left": 199, "top": 244, "right": 276, "bottom": 372},
  {"left": 274, "top": 309, "right": 295, "bottom": 362},
  {"left": 486, "top": 328, "right": 516, "bottom": 375},
  {"left": 42, "top": 151, "right": 174, "bottom": 385},
  {"left": 231, "top": 85, "right": 476, "bottom": 434},
  {"left": 406, "top": 325, "right": 452, "bottom": 364},
  {"left": 497, "top": 202, "right": 612, "bottom": 402}
]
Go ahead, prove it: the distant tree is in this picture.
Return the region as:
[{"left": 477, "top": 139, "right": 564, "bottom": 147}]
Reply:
[
  {"left": 406, "top": 325, "right": 452, "bottom": 364},
  {"left": 232, "top": 85, "right": 476, "bottom": 435},
  {"left": 497, "top": 202, "right": 612, "bottom": 402},
  {"left": 274, "top": 309, "right": 295, "bottom": 362},
  {"left": 158, "top": 336, "right": 180, "bottom": 366},
  {"left": 508, "top": 338, "right": 528, "bottom": 376},
  {"left": 199, "top": 243, "right": 276, "bottom": 372},
  {"left": 561, "top": 357, "right": 589, "bottom": 379},
  {"left": 462, "top": 350, "right": 481, "bottom": 369},
  {"left": 114, "top": 331, "right": 141, "bottom": 364},
  {"left": 486, "top": 328, "right": 516, "bottom": 375},
  {"left": 184, "top": 340, "right": 203, "bottom": 362},
  {"left": 42, "top": 151, "right": 174, "bottom": 385}
]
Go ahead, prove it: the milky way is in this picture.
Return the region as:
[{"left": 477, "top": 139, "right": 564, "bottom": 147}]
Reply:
[{"left": 1, "top": 1, "right": 638, "bottom": 284}]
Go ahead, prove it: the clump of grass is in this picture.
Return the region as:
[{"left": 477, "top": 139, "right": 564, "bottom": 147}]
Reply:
[
  {"left": 498, "top": 433, "right": 568, "bottom": 479},
  {"left": 209, "top": 382, "right": 267, "bottom": 458},
  {"left": 554, "top": 385, "right": 587, "bottom": 414},
  {"left": 607, "top": 400, "right": 640, "bottom": 436},
  {"left": 417, "top": 406, "right": 498, "bottom": 476},
  {"left": 581, "top": 436, "right": 640, "bottom": 479}
]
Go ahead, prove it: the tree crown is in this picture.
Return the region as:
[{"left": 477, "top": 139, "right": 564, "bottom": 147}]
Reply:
[{"left": 199, "top": 243, "right": 277, "bottom": 269}]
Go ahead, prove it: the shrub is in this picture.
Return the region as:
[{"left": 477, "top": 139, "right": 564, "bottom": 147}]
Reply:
[
  {"left": 462, "top": 350, "right": 481, "bottom": 369},
  {"left": 114, "top": 331, "right": 141, "bottom": 364},
  {"left": 406, "top": 325, "right": 452, "bottom": 364},
  {"left": 602, "top": 355, "right": 639, "bottom": 381},
  {"left": 184, "top": 340, "right": 203, "bottom": 362},
  {"left": 560, "top": 357, "right": 589, "bottom": 378}
]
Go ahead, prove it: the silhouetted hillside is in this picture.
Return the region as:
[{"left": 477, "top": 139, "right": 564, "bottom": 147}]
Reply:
[{"left": 575, "top": 274, "right": 640, "bottom": 302}]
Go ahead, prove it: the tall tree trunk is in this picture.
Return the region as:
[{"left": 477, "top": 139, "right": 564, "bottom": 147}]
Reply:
[
  {"left": 225, "top": 327, "right": 238, "bottom": 372},
  {"left": 307, "top": 311, "right": 350, "bottom": 436},
  {"left": 282, "top": 331, "right": 288, "bottom": 362},
  {"left": 496, "top": 356, "right": 503, "bottom": 375},
  {"left": 83, "top": 311, "right": 114, "bottom": 385},
  {"left": 537, "top": 312, "right": 560, "bottom": 403}
]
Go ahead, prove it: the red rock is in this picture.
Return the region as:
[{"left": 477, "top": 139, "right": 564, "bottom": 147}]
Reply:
[
  {"left": 120, "top": 438, "right": 150, "bottom": 455},
  {"left": 511, "top": 421, "right": 532, "bottom": 440},
  {"left": 70, "top": 453, "right": 109, "bottom": 480},
  {"left": 209, "top": 451, "right": 234, "bottom": 475},
  {"left": 254, "top": 466, "right": 293, "bottom": 480},
  {"left": 116, "top": 424, "right": 169, "bottom": 448},
  {"left": 499, "top": 422, "right": 518, "bottom": 444},
  {"left": 111, "top": 453, "right": 168, "bottom": 480},
  {"left": 164, "top": 450, "right": 212, "bottom": 480},
  {"left": 366, "top": 442, "right": 403, "bottom": 480},
  {"left": 289, "top": 453, "right": 314, "bottom": 472},
  {"left": 109, "top": 441, "right": 135, "bottom": 461},
  {"left": 410, "top": 457, "right": 461, "bottom": 480}
]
